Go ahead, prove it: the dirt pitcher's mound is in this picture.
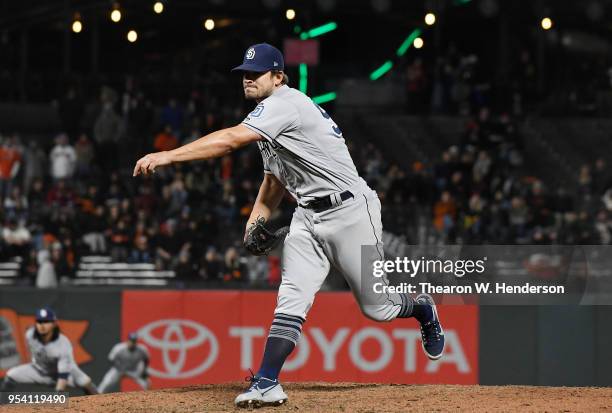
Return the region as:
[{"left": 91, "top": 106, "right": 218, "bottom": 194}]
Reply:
[{"left": 3, "top": 383, "right": 612, "bottom": 413}]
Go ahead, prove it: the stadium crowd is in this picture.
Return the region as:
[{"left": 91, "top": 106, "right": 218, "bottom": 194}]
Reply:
[
  {"left": 0, "top": 70, "right": 610, "bottom": 288},
  {"left": 364, "top": 107, "right": 612, "bottom": 246}
]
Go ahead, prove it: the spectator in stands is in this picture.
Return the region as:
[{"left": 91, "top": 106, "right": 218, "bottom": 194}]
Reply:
[
  {"left": 128, "top": 235, "right": 153, "bottom": 264},
  {"left": 153, "top": 125, "right": 179, "bottom": 153},
  {"left": 104, "top": 172, "right": 128, "bottom": 205},
  {"left": 160, "top": 98, "right": 184, "bottom": 134},
  {"left": 2, "top": 217, "right": 31, "bottom": 260},
  {"left": 223, "top": 247, "right": 245, "bottom": 283},
  {"left": 165, "top": 174, "right": 188, "bottom": 217},
  {"left": 81, "top": 205, "right": 107, "bottom": 254},
  {"left": 28, "top": 220, "right": 45, "bottom": 252},
  {"left": 0, "top": 135, "right": 22, "bottom": 201},
  {"left": 472, "top": 151, "right": 492, "bottom": 183},
  {"left": 49, "top": 134, "right": 76, "bottom": 181},
  {"left": 59, "top": 233, "right": 76, "bottom": 276},
  {"left": 27, "top": 178, "right": 46, "bottom": 223},
  {"left": 107, "top": 217, "right": 130, "bottom": 262},
  {"left": 184, "top": 162, "right": 213, "bottom": 198},
  {"left": 46, "top": 211, "right": 74, "bottom": 243},
  {"left": 155, "top": 220, "right": 182, "bottom": 269},
  {"left": 23, "top": 248, "right": 39, "bottom": 282},
  {"left": 198, "top": 212, "right": 219, "bottom": 248},
  {"left": 78, "top": 184, "right": 102, "bottom": 213},
  {"left": 409, "top": 161, "right": 433, "bottom": 203},
  {"left": 174, "top": 243, "right": 196, "bottom": 281},
  {"left": 4, "top": 186, "right": 28, "bottom": 221},
  {"left": 216, "top": 180, "right": 237, "bottom": 223},
  {"left": 134, "top": 182, "right": 157, "bottom": 214},
  {"left": 78, "top": 184, "right": 106, "bottom": 254},
  {"left": 245, "top": 255, "right": 269, "bottom": 286},
  {"left": 508, "top": 196, "right": 529, "bottom": 242},
  {"left": 236, "top": 179, "right": 256, "bottom": 219},
  {"left": 527, "top": 180, "right": 553, "bottom": 227},
  {"left": 220, "top": 155, "right": 233, "bottom": 181},
  {"left": 463, "top": 193, "right": 486, "bottom": 242},
  {"left": 363, "top": 144, "right": 385, "bottom": 186},
  {"left": 175, "top": 207, "right": 195, "bottom": 241},
  {"left": 184, "top": 91, "right": 202, "bottom": 134},
  {"left": 74, "top": 134, "right": 95, "bottom": 179},
  {"left": 50, "top": 242, "right": 71, "bottom": 279},
  {"left": 46, "top": 179, "right": 75, "bottom": 208},
  {"left": 434, "top": 150, "right": 455, "bottom": 190},
  {"left": 22, "top": 141, "right": 46, "bottom": 194},
  {"left": 119, "top": 198, "right": 133, "bottom": 223},
  {"left": 93, "top": 100, "right": 122, "bottom": 171},
  {"left": 35, "top": 249, "right": 57, "bottom": 288},
  {"left": 433, "top": 191, "right": 457, "bottom": 240},
  {"left": 199, "top": 247, "right": 222, "bottom": 280}
]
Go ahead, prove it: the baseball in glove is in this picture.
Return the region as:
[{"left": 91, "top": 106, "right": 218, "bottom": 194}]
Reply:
[{"left": 244, "top": 217, "right": 289, "bottom": 256}]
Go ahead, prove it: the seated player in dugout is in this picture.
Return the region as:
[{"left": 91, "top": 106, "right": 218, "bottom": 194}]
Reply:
[
  {"left": 0, "top": 307, "right": 98, "bottom": 394},
  {"left": 133, "top": 43, "right": 445, "bottom": 408}
]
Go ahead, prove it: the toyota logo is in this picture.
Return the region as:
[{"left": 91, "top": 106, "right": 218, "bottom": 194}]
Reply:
[{"left": 138, "top": 319, "right": 219, "bottom": 379}]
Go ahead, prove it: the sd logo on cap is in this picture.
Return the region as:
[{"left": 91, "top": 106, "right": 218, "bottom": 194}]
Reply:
[{"left": 232, "top": 43, "right": 284, "bottom": 73}]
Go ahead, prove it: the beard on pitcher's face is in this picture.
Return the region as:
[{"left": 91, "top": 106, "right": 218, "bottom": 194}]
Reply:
[
  {"left": 242, "top": 83, "right": 264, "bottom": 100},
  {"left": 242, "top": 71, "right": 282, "bottom": 100}
]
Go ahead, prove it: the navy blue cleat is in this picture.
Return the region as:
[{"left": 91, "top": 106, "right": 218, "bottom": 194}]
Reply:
[{"left": 415, "top": 293, "right": 445, "bottom": 360}]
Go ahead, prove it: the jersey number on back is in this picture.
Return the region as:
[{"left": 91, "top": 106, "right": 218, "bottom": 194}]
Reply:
[{"left": 313, "top": 102, "right": 343, "bottom": 138}]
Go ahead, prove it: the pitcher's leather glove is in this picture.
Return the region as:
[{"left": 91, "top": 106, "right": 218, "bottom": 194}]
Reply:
[{"left": 244, "top": 217, "right": 289, "bottom": 256}]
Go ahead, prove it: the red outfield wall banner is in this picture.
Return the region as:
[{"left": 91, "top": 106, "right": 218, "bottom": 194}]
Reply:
[{"left": 121, "top": 291, "right": 478, "bottom": 390}]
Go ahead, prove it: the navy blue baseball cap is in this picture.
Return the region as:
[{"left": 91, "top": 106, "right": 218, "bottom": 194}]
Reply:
[
  {"left": 231, "top": 43, "right": 284, "bottom": 73},
  {"left": 35, "top": 307, "right": 57, "bottom": 322}
]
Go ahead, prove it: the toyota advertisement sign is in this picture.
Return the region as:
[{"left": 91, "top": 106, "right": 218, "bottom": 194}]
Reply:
[{"left": 121, "top": 291, "right": 478, "bottom": 390}]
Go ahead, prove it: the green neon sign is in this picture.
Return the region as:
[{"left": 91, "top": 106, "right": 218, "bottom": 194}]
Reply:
[
  {"left": 369, "top": 61, "right": 393, "bottom": 81},
  {"left": 300, "top": 22, "right": 337, "bottom": 40},
  {"left": 299, "top": 64, "right": 308, "bottom": 94},
  {"left": 396, "top": 28, "right": 422, "bottom": 57},
  {"left": 312, "top": 92, "right": 337, "bottom": 104}
]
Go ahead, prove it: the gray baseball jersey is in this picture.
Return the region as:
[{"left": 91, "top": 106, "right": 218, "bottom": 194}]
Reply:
[
  {"left": 25, "top": 327, "right": 74, "bottom": 376},
  {"left": 242, "top": 85, "right": 360, "bottom": 204},
  {"left": 5, "top": 327, "right": 91, "bottom": 388},
  {"left": 242, "top": 85, "right": 402, "bottom": 323},
  {"left": 108, "top": 342, "right": 149, "bottom": 372}
]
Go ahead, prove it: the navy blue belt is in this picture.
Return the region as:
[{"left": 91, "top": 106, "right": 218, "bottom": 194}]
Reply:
[{"left": 304, "top": 191, "right": 354, "bottom": 213}]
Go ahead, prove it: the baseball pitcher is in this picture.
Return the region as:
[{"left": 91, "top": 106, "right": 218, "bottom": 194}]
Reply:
[
  {"left": 133, "top": 43, "right": 445, "bottom": 408},
  {"left": 0, "top": 307, "right": 97, "bottom": 394},
  {"left": 98, "top": 332, "right": 150, "bottom": 393}
]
